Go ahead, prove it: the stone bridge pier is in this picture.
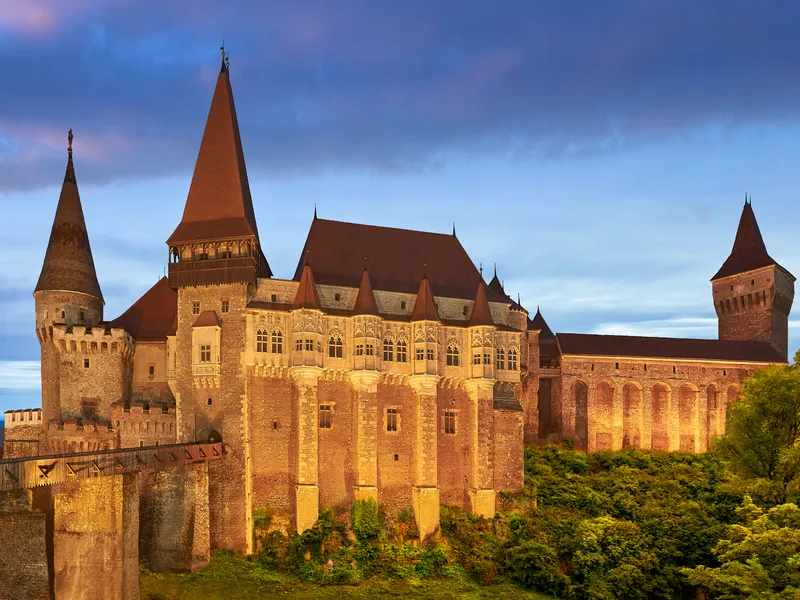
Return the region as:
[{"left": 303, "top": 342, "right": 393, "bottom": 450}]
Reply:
[{"left": 0, "top": 443, "right": 220, "bottom": 600}]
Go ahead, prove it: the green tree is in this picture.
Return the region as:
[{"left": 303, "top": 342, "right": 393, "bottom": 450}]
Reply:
[
  {"left": 684, "top": 496, "right": 800, "bottom": 599},
  {"left": 716, "top": 353, "right": 800, "bottom": 504}
]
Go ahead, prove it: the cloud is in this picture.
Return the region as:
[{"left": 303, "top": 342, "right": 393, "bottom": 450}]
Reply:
[
  {"left": 0, "top": 361, "right": 41, "bottom": 390},
  {"left": 2, "top": 1, "right": 800, "bottom": 192},
  {"left": 592, "top": 317, "right": 718, "bottom": 339}
]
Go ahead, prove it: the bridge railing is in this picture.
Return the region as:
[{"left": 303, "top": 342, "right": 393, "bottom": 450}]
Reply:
[{"left": 0, "top": 442, "right": 224, "bottom": 491}]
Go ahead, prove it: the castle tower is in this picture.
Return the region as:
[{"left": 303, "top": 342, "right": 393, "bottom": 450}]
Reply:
[
  {"left": 34, "top": 132, "right": 106, "bottom": 424},
  {"left": 712, "top": 199, "right": 795, "bottom": 360}
]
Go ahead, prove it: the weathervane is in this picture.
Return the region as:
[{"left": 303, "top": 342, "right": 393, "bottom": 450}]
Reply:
[
  {"left": 220, "top": 42, "right": 230, "bottom": 71},
  {"left": 68, "top": 129, "right": 73, "bottom": 156}
]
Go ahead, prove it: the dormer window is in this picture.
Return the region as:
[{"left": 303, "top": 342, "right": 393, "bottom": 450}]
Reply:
[
  {"left": 400, "top": 301, "right": 407, "bottom": 310},
  {"left": 79, "top": 310, "right": 85, "bottom": 321},
  {"left": 334, "top": 293, "right": 341, "bottom": 302}
]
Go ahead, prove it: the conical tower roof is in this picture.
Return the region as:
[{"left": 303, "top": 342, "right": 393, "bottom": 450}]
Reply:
[
  {"left": 528, "top": 308, "right": 555, "bottom": 340},
  {"left": 167, "top": 55, "right": 262, "bottom": 247},
  {"left": 488, "top": 264, "right": 505, "bottom": 297},
  {"left": 469, "top": 280, "right": 494, "bottom": 326},
  {"left": 712, "top": 199, "right": 782, "bottom": 280},
  {"left": 35, "top": 138, "right": 103, "bottom": 302},
  {"left": 410, "top": 271, "right": 439, "bottom": 322},
  {"left": 353, "top": 265, "right": 379, "bottom": 316},
  {"left": 293, "top": 254, "right": 321, "bottom": 310}
]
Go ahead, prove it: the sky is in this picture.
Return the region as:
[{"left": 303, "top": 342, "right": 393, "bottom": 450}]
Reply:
[{"left": 1, "top": 1, "right": 800, "bottom": 416}]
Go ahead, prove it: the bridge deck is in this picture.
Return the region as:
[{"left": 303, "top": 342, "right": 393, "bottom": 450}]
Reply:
[{"left": 0, "top": 442, "right": 224, "bottom": 491}]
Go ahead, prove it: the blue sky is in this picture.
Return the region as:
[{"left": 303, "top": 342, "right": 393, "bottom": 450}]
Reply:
[{"left": 2, "top": 1, "right": 800, "bottom": 416}]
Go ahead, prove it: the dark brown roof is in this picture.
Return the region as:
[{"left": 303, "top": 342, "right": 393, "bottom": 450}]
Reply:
[
  {"left": 411, "top": 274, "right": 440, "bottom": 322},
  {"left": 193, "top": 310, "right": 220, "bottom": 327},
  {"left": 247, "top": 301, "right": 292, "bottom": 312},
  {"left": 529, "top": 308, "right": 555, "bottom": 340},
  {"left": 167, "top": 62, "right": 264, "bottom": 251},
  {"left": 353, "top": 267, "right": 379, "bottom": 316},
  {"left": 488, "top": 266, "right": 505, "bottom": 297},
  {"left": 712, "top": 200, "right": 786, "bottom": 280},
  {"left": 469, "top": 281, "right": 494, "bottom": 326},
  {"left": 556, "top": 333, "right": 784, "bottom": 363},
  {"left": 293, "top": 218, "right": 507, "bottom": 301},
  {"left": 110, "top": 277, "right": 177, "bottom": 341},
  {"left": 293, "top": 256, "right": 321, "bottom": 310},
  {"left": 35, "top": 152, "right": 103, "bottom": 301}
]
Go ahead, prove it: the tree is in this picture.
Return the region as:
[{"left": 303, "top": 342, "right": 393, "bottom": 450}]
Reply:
[
  {"left": 684, "top": 496, "right": 800, "bottom": 599},
  {"left": 716, "top": 353, "right": 800, "bottom": 504}
]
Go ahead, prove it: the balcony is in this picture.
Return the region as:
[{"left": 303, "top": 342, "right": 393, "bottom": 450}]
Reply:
[{"left": 191, "top": 362, "right": 220, "bottom": 388}]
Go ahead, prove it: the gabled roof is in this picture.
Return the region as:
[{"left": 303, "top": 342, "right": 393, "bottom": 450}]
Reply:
[
  {"left": 712, "top": 200, "right": 786, "bottom": 280},
  {"left": 410, "top": 274, "right": 440, "bottom": 322},
  {"left": 353, "top": 266, "right": 379, "bottom": 316},
  {"left": 193, "top": 310, "right": 220, "bottom": 328},
  {"left": 293, "top": 255, "right": 321, "bottom": 310},
  {"left": 469, "top": 281, "right": 494, "bottom": 326},
  {"left": 293, "top": 218, "right": 507, "bottom": 301},
  {"left": 556, "top": 333, "right": 784, "bottom": 363},
  {"left": 110, "top": 278, "right": 177, "bottom": 341},
  {"left": 167, "top": 59, "right": 262, "bottom": 247},
  {"left": 35, "top": 149, "right": 103, "bottom": 301},
  {"left": 529, "top": 308, "right": 555, "bottom": 340}
]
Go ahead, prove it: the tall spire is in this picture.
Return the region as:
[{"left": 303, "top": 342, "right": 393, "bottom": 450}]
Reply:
[
  {"left": 35, "top": 131, "right": 103, "bottom": 301},
  {"left": 353, "top": 262, "right": 379, "bottom": 316},
  {"left": 293, "top": 253, "right": 321, "bottom": 310},
  {"left": 469, "top": 280, "right": 494, "bottom": 326},
  {"left": 528, "top": 307, "right": 555, "bottom": 340},
  {"left": 712, "top": 199, "right": 779, "bottom": 280},
  {"left": 488, "top": 263, "right": 505, "bottom": 296},
  {"left": 167, "top": 51, "right": 263, "bottom": 248},
  {"left": 410, "top": 271, "right": 439, "bottom": 322}
]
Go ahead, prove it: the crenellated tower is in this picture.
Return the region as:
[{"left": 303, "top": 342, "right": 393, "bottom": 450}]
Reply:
[{"left": 712, "top": 199, "right": 795, "bottom": 360}]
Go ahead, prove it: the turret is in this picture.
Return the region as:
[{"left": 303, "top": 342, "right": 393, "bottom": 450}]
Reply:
[
  {"left": 352, "top": 263, "right": 381, "bottom": 371},
  {"left": 410, "top": 270, "right": 440, "bottom": 376},
  {"left": 291, "top": 255, "right": 324, "bottom": 368},
  {"left": 468, "top": 280, "right": 496, "bottom": 380},
  {"left": 712, "top": 199, "right": 795, "bottom": 360}
]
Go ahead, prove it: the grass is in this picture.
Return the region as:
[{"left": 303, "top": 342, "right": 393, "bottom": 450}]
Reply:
[{"left": 140, "top": 551, "right": 553, "bottom": 600}]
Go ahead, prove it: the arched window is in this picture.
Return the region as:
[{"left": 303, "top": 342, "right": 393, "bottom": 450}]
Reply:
[
  {"left": 256, "top": 328, "right": 268, "bottom": 353},
  {"left": 383, "top": 339, "right": 394, "bottom": 362},
  {"left": 508, "top": 348, "right": 518, "bottom": 371},
  {"left": 328, "top": 334, "right": 343, "bottom": 358},
  {"left": 446, "top": 343, "right": 460, "bottom": 367},
  {"left": 396, "top": 339, "right": 408, "bottom": 363},
  {"left": 496, "top": 348, "right": 505, "bottom": 370},
  {"left": 271, "top": 329, "right": 283, "bottom": 354}
]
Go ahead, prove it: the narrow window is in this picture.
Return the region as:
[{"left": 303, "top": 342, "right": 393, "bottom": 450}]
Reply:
[
  {"left": 61, "top": 310, "right": 65, "bottom": 319},
  {"left": 148, "top": 364, "right": 155, "bottom": 378},
  {"left": 508, "top": 349, "right": 518, "bottom": 371},
  {"left": 79, "top": 310, "right": 85, "bottom": 321},
  {"left": 393, "top": 454, "right": 399, "bottom": 461},
  {"left": 615, "top": 362, "right": 619, "bottom": 370},
  {"left": 446, "top": 344, "right": 460, "bottom": 367},
  {"left": 271, "top": 294, "right": 277, "bottom": 303},
  {"left": 80, "top": 399, "right": 98, "bottom": 419},
  {"left": 383, "top": 339, "right": 394, "bottom": 362},
  {"left": 386, "top": 408, "right": 398, "bottom": 432},
  {"left": 751, "top": 279, "right": 755, "bottom": 286},
  {"left": 483, "top": 352, "right": 491, "bottom": 365},
  {"left": 328, "top": 335, "right": 343, "bottom": 358},
  {"left": 200, "top": 345, "right": 211, "bottom": 362},
  {"left": 356, "top": 343, "right": 364, "bottom": 356},
  {"left": 256, "top": 329, "right": 268, "bottom": 353},
  {"left": 644, "top": 363, "right": 648, "bottom": 373},
  {"left": 192, "top": 301, "right": 200, "bottom": 315},
  {"left": 444, "top": 411, "right": 456, "bottom": 434},
  {"left": 462, "top": 306, "right": 468, "bottom": 316},
  {"left": 272, "top": 421, "right": 279, "bottom": 431},
  {"left": 84, "top": 358, "right": 90, "bottom": 369},
  {"left": 426, "top": 348, "right": 435, "bottom": 361},
  {"left": 295, "top": 338, "right": 303, "bottom": 351},
  {"left": 305, "top": 339, "right": 314, "bottom": 352},
  {"left": 207, "top": 397, "right": 212, "bottom": 406},
  {"left": 416, "top": 348, "right": 425, "bottom": 361},
  {"left": 497, "top": 348, "right": 505, "bottom": 370},
  {"left": 334, "top": 293, "right": 341, "bottom": 301},
  {"left": 271, "top": 330, "right": 283, "bottom": 354},
  {"left": 473, "top": 352, "right": 481, "bottom": 366},
  {"left": 366, "top": 343, "right": 375, "bottom": 356},
  {"left": 221, "top": 299, "right": 229, "bottom": 313},
  {"left": 723, "top": 369, "right": 727, "bottom": 376},
  {"left": 319, "top": 405, "right": 332, "bottom": 429},
  {"left": 396, "top": 340, "right": 408, "bottom": 363},
  {"left": 672, "top": 365, "right": 677, "bottom": 374},
  {"left": 400, "top": 301, "right": 406, "bottom": 310}
]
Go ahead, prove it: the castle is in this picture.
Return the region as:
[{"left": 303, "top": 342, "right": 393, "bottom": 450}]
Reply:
[{"left": 2, "top": 54, "right": 795, "bottom": 551}]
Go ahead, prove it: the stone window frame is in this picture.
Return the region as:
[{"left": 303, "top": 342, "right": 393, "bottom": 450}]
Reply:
[
  {"left": 192, "top": 301, "right": 201, "bottom": 315},
  {"left": 497, "top": 348, "right": 506, "bottom": 370},
  {"left": 256, "top": 328, "right": 269, "bottom": 353},
  {"left": 295, "top": 338, "right": 303, "bottom": 352},
  {"left": 385, "top": 406, "right": 401, "bottom": 433},
  {"left": 396, "top": 339, "right": 408, "bottom": 363},
  {"left": 221, "top": 299, "right": 230, "bottom": 313},
  {"left": 319, "top": 404, "right": 333, "bottom": 429},
  {"left": 199, "top": 344, "right": 211, "bottom": 363},
  {"left": 426, "top": 348, "right": 435, "bottom": 361},
  {"left": 442, "top": 409, "right": 458, "bottom": 435},
  {"left": 271, "top": 329, "right": 284, "bottom": 354},
  {"left": 328, "top": 333, "right": 344, "bottom": 358},
  {"left": 482, "top": 351, "right": 491, "bottom": 365},
  {"left": 415, "top": 347, "right": 425, "bottom": 361},
  {"left": 507, "top": 347, "right": 518, "bottom": 371},
  {"left": 304, "top": 338, "right": 314, "bottom": 352},
  {"left": 366, "top": 342, "right": 375, "bottom": 356},
  {"left": 383, "top": 337, "right": 394, "bottom": 362},
  {"left": 446, "top": 342, "right": 460, "bottom": 367},
  {"left": 355, "top": 343, "right": 364, "bottom": 356}
]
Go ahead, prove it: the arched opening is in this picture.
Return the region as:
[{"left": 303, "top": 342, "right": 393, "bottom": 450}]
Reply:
[
  {"left": 622, "top": 383, "right": 642, "bottom": 449},
  {"left": 724, "top": 386, "right": 739, "bottom": 430},
  {"left": 574, "top": 381, "right": 588, "bottom": 451},
  {"left": 594, "top": 381, "right": 614, "bottom": 450},
  {"left": 538, "top": 377, "right": 554, "bottom": 441},
  {"left": 651, "top": 383, "right": 670, "bottom": 451},
  {"left": 706, "top": 385, "right": 718, "bottom": 450},
  {"left": 679, "top": 384, "right": 698, "bottom": 452}
]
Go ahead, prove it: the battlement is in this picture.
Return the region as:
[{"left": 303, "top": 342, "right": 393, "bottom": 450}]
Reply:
[
  {"left": 39, "top": 323, "right": 134, "bottom": 358},
  {"left": 110, "top": 401, "right": 175, "bottom": 417},
  {"left": 47, "top": 418, "right": 114, "bottom": 434},
  {"left": 3, "top": 409, "right": 42, "bottom": 429}
]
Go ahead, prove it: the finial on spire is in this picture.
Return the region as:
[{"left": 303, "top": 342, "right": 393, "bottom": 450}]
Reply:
[
  {"left": 303, "top": 250, "right": 310, "bottom": 267},
  {"left": 479, "top": 263, "right": 483, "bottom": 277},
  {"left": 517, "top": 292, "right": 521, "bottom": 305},
  {"left": 313, "top": 204, "right": 317, "bottom": 220},
  {"left": 423, "top": 263, "right": 428, "bottom": 278},
  {"left": 452, "top": 222, "right": 456, "bottom": 236},
  {"left": 493, "top": 262, "right": 497, "bottom": 278},
  {"left": 67, "top": 128, "right": 73, "bottom": 156},
  {"left": 363, "top": 256, "right": 368, "bottom": 270},
  {"left": 220, "top": 42, "right": 228, "bottom": 73}
]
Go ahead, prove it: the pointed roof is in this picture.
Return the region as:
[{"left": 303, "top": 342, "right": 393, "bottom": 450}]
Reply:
[
  {"left": 528, "top": 308, "right": 555, "bottom": 340},
  {"left": 167, "top": 59, "right": 261, "bottom": 246},
  {"left": 193, "top": 310, "right": 220, "bottom": 327},
  {"left": 469, "top": 281, "right": 494, "bottom": 326},
  {"left": 293, "top": 255, "right": 321, "bottom": 310},
  {"left": 109, "top": 278, "right": 177, "bottom": 340},
  {"left": 410, "top": 273, "right": 440, "bottom": 322},
  {"left": 488, "top": 264, "right": 505, "bottom": 297},
  {"left": 712, "top": 200, "right": 784, "bottom": 280},
  {"left": 353, "top": 266, "right": 379, "bottom": 316},
  {"left": 35, "top": 145, "right": 103, "bottom": 301}
]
